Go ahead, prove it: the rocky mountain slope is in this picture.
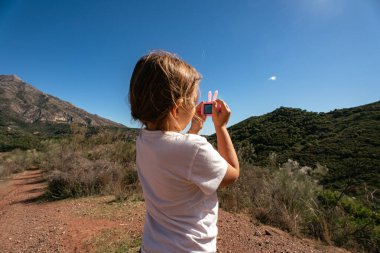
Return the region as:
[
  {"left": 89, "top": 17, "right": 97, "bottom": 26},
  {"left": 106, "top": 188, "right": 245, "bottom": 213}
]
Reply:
[{"left": 0, "top": 75, "right": 123, "bottom": 127}]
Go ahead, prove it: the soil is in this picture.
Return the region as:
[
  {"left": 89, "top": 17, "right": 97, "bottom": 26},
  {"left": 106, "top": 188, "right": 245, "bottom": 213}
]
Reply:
[{"left": 0, "top": 170, "right": 352, "bottom": 253}]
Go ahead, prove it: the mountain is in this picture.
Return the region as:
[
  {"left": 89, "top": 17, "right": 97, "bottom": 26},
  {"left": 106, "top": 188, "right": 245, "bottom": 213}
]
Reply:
[
  {"left": 208, "top": 101, "right": 380, "bottom": 201},
  {"left": 0, "top": 75, "right": 123, "bottom": 127},
  {"left": 0, "top": 74, "right": 130, "bottom": 151}
]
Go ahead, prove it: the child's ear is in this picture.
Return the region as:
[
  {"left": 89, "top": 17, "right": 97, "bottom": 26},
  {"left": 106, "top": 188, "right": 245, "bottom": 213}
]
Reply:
[
  {"left": 171, "top": 98, "right": 183, "bottom": 118},
  {"left": 171, "top": 105, "right": 179, "bottom": 118}
]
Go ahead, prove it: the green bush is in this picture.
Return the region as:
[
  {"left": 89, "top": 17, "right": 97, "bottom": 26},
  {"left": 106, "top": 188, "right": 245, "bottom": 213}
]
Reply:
[
  {"left": 310, "top": 190, "right": 380, "bottom": 252},
  {"left": 218, "top": 161, "right": 379, "bottom": 252}
]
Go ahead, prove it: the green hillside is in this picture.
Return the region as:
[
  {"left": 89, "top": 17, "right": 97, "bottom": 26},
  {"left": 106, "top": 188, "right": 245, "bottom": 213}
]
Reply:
[
  {"left": 0, "top": 111, "right": 136, "bottom": 152},
  {"left": 209, "top": 101, "right": 380, "bottom": 201},
  {"left": 0, "top": 112, "right": 69, "bottom": 151}
]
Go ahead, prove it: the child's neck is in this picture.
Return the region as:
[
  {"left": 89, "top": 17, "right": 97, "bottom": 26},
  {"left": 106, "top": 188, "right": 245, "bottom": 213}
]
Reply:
[{"left": 146, "top": 121, "right": 182, "bottom": 132}]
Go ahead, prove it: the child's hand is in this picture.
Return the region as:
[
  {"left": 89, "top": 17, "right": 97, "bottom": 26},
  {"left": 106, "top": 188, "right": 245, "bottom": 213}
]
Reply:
[
  {"left": 212, "top": 99, "right": 231, "bottom": 128},
  {"left": 188, "top": 102, "right": 207, "bottom": 134}
]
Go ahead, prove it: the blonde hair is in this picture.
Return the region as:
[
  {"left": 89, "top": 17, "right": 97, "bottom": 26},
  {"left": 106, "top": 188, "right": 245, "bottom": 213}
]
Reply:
[{"left": 129, "top": 51, "right": 202, "bottom": 130}]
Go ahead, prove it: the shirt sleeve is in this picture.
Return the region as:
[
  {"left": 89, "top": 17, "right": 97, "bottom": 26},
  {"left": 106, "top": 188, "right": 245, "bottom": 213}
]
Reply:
[{"left": 190, "top": 141, "right": 228, "bottom": 195}]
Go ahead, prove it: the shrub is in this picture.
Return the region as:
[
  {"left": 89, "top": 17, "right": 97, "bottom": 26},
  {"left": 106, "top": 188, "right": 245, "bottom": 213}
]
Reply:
[
  {"left": 307, "top": 190, "right": 380, "bottom": 252},
  {"left": 219, "top": 159, "right": 379, "bottom": 252},
  {"left": 0, "top": 149, "right": 42, "bottom": 178},
  {"left": 39, "top": 131, "right": 140, "bottom": 200},
  {"left": 218, "top": 165, "right": 261, "bottom": 212},
  {"left": 0, "top": 163, "right": 11, "bottom": 179},
  {"left": 219, "top": 161, "right": 321, "bottom": 234},
  {"left": 250, "top": 164, "right": 320, "bottom": 234},
  {"left": 45, "top": 148, "right": 139, "bottom": 199}
]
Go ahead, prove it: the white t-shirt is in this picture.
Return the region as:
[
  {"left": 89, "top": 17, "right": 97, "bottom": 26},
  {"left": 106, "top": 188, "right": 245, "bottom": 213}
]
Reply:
[{"left": 136, "top": 130, "right": 228, "bottom": 253}]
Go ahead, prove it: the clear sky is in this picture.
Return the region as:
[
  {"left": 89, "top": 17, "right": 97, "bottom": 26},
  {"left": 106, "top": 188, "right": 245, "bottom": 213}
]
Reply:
[{"left": 1, "top": 0, "right": 379, "bottom": 135}]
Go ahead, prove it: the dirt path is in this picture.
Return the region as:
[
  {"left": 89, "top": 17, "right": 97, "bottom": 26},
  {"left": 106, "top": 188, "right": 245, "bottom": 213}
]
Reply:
[
  {"left": 0, "top": 170, "right": 351, "bottom": 253},
  {"left": 0, "top": 170, "right": 144, "bottom": 253},
  {"left": 0, "top": 169, "right": 69, "bottom": 252}
]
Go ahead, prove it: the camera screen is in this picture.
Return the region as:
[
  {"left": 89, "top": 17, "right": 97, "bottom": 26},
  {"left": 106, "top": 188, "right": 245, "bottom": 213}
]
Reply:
[{"left": 204, "top": 104, "right": 213, "bottom": 114}]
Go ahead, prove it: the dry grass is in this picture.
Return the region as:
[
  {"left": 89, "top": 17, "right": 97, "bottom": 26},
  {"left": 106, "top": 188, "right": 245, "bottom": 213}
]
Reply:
[
  {"left": 86, "top": 228, "right": 141, "bottom": 253},
  {"left": 0, "top": 149, "right": 41, "bottom": 178},
  {"left": 0, "top": 126, "right": 141, "bottom": 201}
]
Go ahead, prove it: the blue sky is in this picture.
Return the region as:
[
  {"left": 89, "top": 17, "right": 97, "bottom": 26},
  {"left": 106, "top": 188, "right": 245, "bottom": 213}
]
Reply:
[{"left": 1, "top": 0, "right": 379, "bottom": 135}]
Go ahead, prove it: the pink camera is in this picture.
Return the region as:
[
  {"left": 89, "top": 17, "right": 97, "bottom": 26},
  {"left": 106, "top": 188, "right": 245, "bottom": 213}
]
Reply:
[{"left": 201, "top": 90, "right": 218, "bottom": 116}]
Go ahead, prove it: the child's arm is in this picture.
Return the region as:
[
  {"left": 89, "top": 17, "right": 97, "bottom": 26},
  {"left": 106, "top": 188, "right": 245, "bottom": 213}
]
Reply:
[
  {"left": 188, "top": 102, "right": 207, "bottom": 135},
  {"left": 212, "top": 99, "right": 240, "bottom": 187}
]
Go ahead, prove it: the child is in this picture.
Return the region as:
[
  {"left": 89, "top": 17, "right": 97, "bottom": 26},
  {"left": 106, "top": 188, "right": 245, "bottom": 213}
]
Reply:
[{"left": 129, "top": 51, "right": 239, "bottom": 253}]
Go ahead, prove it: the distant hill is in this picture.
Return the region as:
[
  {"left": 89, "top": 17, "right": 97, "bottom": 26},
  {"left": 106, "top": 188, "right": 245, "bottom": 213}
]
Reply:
[
  {"left": 0, "top": 74, "right": 131, "bottom": 151},
  {"left": 208, "top": 101, "right": 380, "bottom": 200},
  {"left": 0, "top": 75, "right": 123, "bottom": 127}
]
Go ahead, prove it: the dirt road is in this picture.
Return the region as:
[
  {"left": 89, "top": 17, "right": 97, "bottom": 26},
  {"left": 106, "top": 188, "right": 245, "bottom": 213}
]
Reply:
[
  {"left": 0, "top": 169, "right": 143, "bottom": 253},
  {"left": 0, "top": 170, "right": 351, "bottom": 253}
]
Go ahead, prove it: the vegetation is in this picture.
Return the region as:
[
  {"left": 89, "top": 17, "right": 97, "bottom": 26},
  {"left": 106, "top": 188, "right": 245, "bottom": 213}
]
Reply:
[
  {"left": 0, "top": 122, "right": 140, "bottom": 202},
  {"left": 209, "top": 100, "right": 380, "bottom": 205},
  {"left": 0, "top": 148, "right": 41, "bottom": 178},
  {"left": 212, "top": 100, "right": 380, "bottom": 252},
  {"left": 1, "top": 100, "right": 379, "bottom": 252},
  {"left": 39, "top": 124, "right": 139, "bottom": 200},
  {"left": 219, "top": 161, "right": 380, "bottom": 252},
  {"left": 0, "top": 112, "right": 71, "bottom": 151},
  {"left": 90, "top": 229, "right": 141, "bottom": 253}
]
